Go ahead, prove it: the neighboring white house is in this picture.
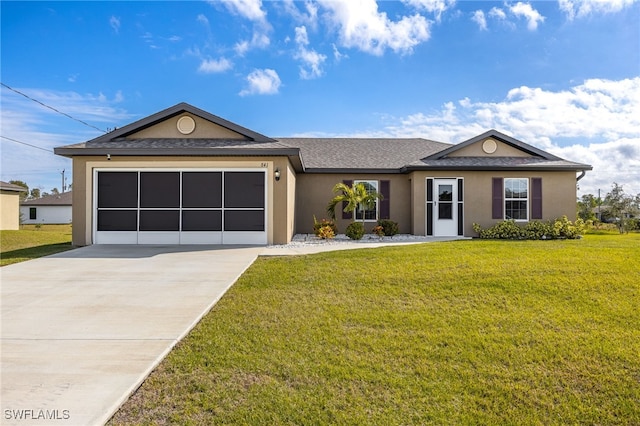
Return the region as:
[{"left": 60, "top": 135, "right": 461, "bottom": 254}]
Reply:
[{"left": 21, "top": 191, "right": 72, "bottom": 225}]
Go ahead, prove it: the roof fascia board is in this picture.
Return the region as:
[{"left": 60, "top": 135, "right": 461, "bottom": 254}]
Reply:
[
  {"left": 425, "top": 129, "right": 563, "bottom": 161},
  {"left": 87, "top": 103, "right": 275, "bottom": 143},
  {"left": 54, "top": 147, "right": 300, "bottom": 157},
  {"left": 403, "top": 164, "right": 593, "bottom": 172}
]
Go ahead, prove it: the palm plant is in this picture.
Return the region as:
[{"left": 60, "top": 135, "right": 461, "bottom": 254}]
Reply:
[{"left": 327, "top": 182, "right": 382, "bottom": 224}]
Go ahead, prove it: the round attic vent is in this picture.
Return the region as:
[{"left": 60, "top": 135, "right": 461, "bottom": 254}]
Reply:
[
  {"left": 177, "top": 116, "right": 196, "bottom": 135},
  {"left": 482, "top": 138, "right": 497, "bottom": 154}
]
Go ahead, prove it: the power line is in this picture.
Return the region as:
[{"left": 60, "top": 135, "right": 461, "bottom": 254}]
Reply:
[
  {"left": 0, "top": 135, "right": 54, "bottom": 153},
  {"left": 1, "top": 82, "right": 107, "bottom": 133}
]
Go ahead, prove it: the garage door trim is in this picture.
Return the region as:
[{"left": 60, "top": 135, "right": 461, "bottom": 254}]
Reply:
[{"left": 93, "top": 168, "right": 268, "bottom": 245}]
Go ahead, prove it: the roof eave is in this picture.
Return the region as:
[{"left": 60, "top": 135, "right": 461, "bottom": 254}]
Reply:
[{"left": 403, "top": 164, "right": 593, "bottom": 172}]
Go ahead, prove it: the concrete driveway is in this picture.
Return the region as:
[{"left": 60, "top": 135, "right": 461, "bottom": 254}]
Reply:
[{"left": 1, "top": 245, "right": 263, "bottom": 426}]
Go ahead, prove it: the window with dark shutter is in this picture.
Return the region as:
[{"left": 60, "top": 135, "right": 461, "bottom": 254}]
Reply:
[
  {"left": 380, "top": 180, "right": 390, "bottom": 220},
  {"left": 531, "top": 178, "right": 542, "bottom": 219},
  {"left": 492, "top": 178, "right": 503, "bottom": 219},
  {"left": 342, "top": 180, "right": 353, "bottom": 220}
]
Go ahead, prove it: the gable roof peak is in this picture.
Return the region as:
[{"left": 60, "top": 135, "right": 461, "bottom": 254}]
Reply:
[
  {"left": 425, "top": 129, "right": 563, "bottom": 161},
  {"left": 87, "top": 102, "right": 275, "bottom": 144}
]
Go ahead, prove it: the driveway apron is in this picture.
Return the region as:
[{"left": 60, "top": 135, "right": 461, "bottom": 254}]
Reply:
[{"left": 1, "top": 245, "right": 262, "bottom": 426}]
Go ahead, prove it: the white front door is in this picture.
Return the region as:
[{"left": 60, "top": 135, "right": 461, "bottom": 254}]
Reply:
[{"left": 433, "top": 179, "right": 457, "bottom": 236}]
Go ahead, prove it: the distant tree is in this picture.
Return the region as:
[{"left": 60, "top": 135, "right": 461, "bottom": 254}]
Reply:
[
  {"left": 9, "top": 180, "right": 29, "bottom": 201},
  {"left": 50, "top": 187, "right": 60, "bottom": 195},
  {"left": 577, "top": 194, "right": 598, "bottom": 221},
  {"left": 29, "top": 188, "right": 41, "bottom": 199},
  {"left": 603, "top": 183, "right": 639, "bottom": 233}
]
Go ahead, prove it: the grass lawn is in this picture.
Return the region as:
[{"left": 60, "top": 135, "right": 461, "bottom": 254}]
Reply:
[
  {"left": 0, "top": 224, "right": 73, "bottom": 266},
  {"left": 109, "top": 234, "right": 640, "bottom": 425}
]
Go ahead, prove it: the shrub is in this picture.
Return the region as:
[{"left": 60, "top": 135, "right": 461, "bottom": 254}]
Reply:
[
  {"left": 313, "top": 216, "right": 337, "bottom": 239},
  {"left": 473, "top": 216, "right": 586, "bottom": 240},
  {"left": 377, "top": 219, "right": 399, "bottom": 236},
  {"left": 345, "top": 222, "right": 365, "bottom": 240},
  {"left": 372, "top": 225, "right": 385, "bottom": 237}
]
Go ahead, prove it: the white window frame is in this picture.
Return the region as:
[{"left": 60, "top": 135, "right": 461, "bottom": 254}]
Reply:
[
  {"left": 354, "top": 180, "right": 379, "bottom": 222},
  {"left": 504, "top": 178, "right": 529, "bottom": 221}
]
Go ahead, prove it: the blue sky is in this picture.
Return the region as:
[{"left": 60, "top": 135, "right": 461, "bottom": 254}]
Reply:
[{"left": 1, "top": 0, "right": 639, "bottom": 197}]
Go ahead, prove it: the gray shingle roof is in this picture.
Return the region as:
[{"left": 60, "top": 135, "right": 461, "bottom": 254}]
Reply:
[
  {"left": 0, "top": 181, "right": 27, "bottom": 192},
  {"left": 22, "top": 191, "right": 72, "bottom": 206},
  {"left": 277, "top": 138, "right": 452, "bottom": 170},
  {"left": 52, "top": 104, "right": 592, "bottom": 173}
]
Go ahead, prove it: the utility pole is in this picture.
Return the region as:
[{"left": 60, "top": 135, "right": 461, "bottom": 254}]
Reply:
[{"left": 61, "top": 169, "right": 65, "bottom": 193}]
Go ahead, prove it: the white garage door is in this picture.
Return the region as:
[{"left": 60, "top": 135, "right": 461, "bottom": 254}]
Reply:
[{"left": 94, "top": 169, "right": 267, "bottom": 245}]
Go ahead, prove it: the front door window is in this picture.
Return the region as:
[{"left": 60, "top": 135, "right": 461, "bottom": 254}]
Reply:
[{"left": 438, "top": 184, "right": 453, "bottom": 220}]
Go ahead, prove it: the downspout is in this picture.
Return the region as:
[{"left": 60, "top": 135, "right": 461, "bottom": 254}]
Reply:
[{"left": 576, "top": 170, "right": 586, "bottom": 181}]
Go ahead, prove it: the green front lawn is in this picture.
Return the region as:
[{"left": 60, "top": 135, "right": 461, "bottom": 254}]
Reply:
[
  {"left": 111, "top": 234, "right": 639, "bottom": 425},
  {"left": 1, "top": 224, "right": 73, "bottom": 266}
]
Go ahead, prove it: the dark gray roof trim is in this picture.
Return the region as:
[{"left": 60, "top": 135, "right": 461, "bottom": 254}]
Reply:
[
  {"left": 405, "top": 156, "right": 592, "bottom": 171},
  {"left": 86, "top": 102, "right": 275, "bottom": 144},
  {"left": 425, "top": 129, "right": 564, "bottom": 161}
]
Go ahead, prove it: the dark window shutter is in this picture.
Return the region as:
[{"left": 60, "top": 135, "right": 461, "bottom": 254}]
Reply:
[
  {"left": 380, "top": 180, "right": 390, "bottom": 220},
  {"left": 492, "top": 178, "right": 503, "bottom": 219},
  {"left": 531, "top": 178, "right": 542, "bottom": 219},
  {"left": 458, "top": 178, "right": 464, "bottom": 202},
  {"left": 342, "top": 180, "right": 353, "bottom": 220},
  {"left": 426, "top": 178, "right": 433, "bottom": 235},
  {"left": 426, "top": 179, "right": 433, "bottom": 202}
]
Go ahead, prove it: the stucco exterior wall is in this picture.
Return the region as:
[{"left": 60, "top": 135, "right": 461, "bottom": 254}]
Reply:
[
  {"left": 71, "top": 156, "right": 295, "bottom": 246},
  {"left": 410, "top": 170, "right": 578, "bottom": 236},
  {"left": 129, "top": 113, "right": 247, "bottom": 140},
  {"left": 20, "top": 205, "right": 72, "bottom": 224},
  {"left": 295, "top": 174, "right": 412, "bottom": 234},
  {"left": 0, "top": 190, "right": 21, "bottom": 230}
]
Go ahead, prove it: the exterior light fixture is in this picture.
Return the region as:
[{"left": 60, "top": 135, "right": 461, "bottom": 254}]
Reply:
[
  {"left": 107, "top": 154, "right": 111, "bottom": 161},
  {"left": 274, "top": 168, "right": 281, "bottom": 181}
]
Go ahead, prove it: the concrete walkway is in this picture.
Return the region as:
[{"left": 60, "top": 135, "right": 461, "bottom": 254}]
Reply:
[{"left": 1, "top": 245, "right": 262, "bottom": 426}]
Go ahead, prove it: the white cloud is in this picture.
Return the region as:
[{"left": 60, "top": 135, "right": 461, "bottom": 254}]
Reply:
[
  {"left": 509, "top": 2, "right": 545, "bottom": 30},
  {"left": 402, "top": 0, "right": 456, "bottom": 20},
  {"left": 293, "top": 26, "right": 327, "bottom": 79},
  {"left": 559, "top": 0, "right": 639, "bottom": 20},
  {"left": 198, "top": 57, "right": 233, "bottom": 73},
  {"left": 0, "top": 86, "right": 135, "bottom": 191},
  {"left": 239, "top": 69, "right": 281, "bottom": 96},
  {"left": 197, "top": 13, "right": 209, "bottom": 26},
  {"left": 109, "top": 16, "right": 121, "bottom": 34},
  {"left": 472, "top": 10, "right": 487, "bottom": 31},
  {"left": 282, "top": 0, "right": 319, "bottom": 30},
  {"left": 488, "top": 7, "right": 507, "bottom": 20},
  {"left": 341, "top": 78, "right": 640, "bottom": 195},
  {"left": 219, "top": 0, "right": 267, "bottom": 23},
  {"left": 318, "top": 0, "right": 430, "bottom": 56}
]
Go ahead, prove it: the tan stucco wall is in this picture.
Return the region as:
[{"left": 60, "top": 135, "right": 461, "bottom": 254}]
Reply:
[
  {"left": 410, "top": 170, "right": 578, "bottom": 236},
  {"left": 0, "top": 190, "right": 22, "bottom": 230},
  {"left": 295, "top": 174, "right": 412, "bottom": 234},
  {"left": 129, "top": 113, "right": 248, "bottom": 140},
  {"left": 448, "top": 138, "right": 532, "bottom": 157},
  {"left": 71, "top": 156, "right": 295, "bottom": 246}
]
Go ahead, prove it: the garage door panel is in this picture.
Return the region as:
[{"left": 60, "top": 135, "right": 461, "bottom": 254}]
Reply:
[
  {"left": 224, "top": 210, "right": 264, "bottom": 231},
  {"left": 96, "top": 170, "right": 266, "bottom": 245},
  {"left": 224, "top": 172, "right": 265, "bottom": 208},
  {"left": 97, "top": 210, "right": 138, "bottom": 231},
  {"left": 183, "top": 172, "right": 222, "bottom": 208},
  {"left": 98, "top": 172, "right": 138, "bottom": 208},
  {"left": 140, "top": 172, "right": 180, "bottom": 208},
  {"left": 139, "top": 210, "right": 180, "bottom": 231},
  {"left": 182, "top": 210, "right": 222, "bottom": 231}
]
